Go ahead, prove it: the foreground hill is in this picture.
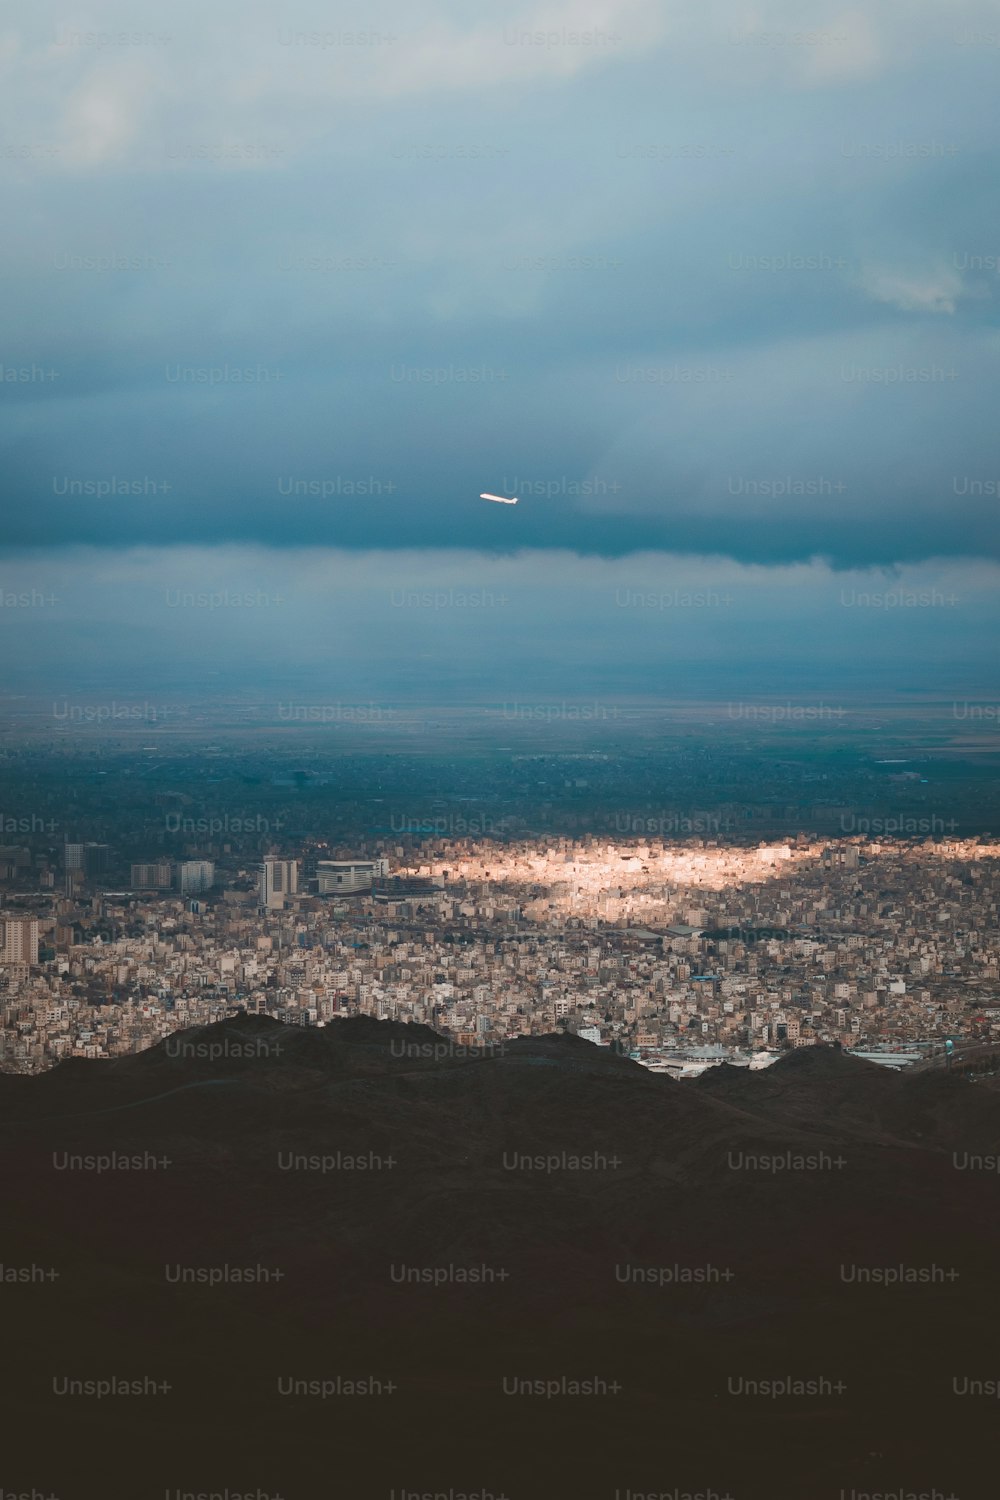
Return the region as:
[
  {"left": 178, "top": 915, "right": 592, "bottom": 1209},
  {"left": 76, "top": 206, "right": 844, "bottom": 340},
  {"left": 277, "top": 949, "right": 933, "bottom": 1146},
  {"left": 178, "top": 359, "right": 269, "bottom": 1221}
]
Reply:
[
  {"left": 696, "top": 1043, "right": 1000, "bottom": 1150},
  {"left": 2, "top": 1017, "right": 998, "bottom": 1499}
]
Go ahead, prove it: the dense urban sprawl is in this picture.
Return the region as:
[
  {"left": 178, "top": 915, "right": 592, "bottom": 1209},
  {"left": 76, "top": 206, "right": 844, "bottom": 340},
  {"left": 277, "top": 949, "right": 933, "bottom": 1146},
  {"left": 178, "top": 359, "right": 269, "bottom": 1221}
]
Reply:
[{"left": 2, "top": 835, "right": 998, "bottom": 1074}]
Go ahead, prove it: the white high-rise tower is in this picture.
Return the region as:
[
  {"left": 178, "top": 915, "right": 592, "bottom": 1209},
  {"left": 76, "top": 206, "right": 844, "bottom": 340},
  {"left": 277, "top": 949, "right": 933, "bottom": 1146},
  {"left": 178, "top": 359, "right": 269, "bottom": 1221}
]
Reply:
[{"left": 260, "top": 859, "right": 299, "bottom": 910}]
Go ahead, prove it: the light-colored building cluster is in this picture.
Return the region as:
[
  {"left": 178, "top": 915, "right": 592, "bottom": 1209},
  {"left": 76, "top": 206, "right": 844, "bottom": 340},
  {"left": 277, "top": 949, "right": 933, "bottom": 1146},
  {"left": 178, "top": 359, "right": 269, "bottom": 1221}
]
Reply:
[{"left": 1, "top": 837, "right": 998, "bottom": 1073}]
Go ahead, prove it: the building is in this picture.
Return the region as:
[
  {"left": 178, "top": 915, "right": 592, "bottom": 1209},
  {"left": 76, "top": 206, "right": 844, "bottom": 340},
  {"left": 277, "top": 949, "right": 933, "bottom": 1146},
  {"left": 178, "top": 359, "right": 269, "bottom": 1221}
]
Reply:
[
  {"left": 316, "top": 859, "right": 388, "bottom": 896},
  {"left": 131, "top": 862, "right": 173, "bottom": 891},
  {"left": 0, "top": 847, "right": 31, "bottom": 882},
  {"left": 86, "top": 844, "right": 110, "bottom": 877},
  {"left": 260, "top": 859, "right": 299, "bottom": 910},
  {"left": 65, "top": 843, "right": 110, "bottom": 878},
  {"left": 1, "top": 916, "right": 39, "bottom": 965},
  {"left": 176, "top": 861, "right": 215, "bottom": 896}
]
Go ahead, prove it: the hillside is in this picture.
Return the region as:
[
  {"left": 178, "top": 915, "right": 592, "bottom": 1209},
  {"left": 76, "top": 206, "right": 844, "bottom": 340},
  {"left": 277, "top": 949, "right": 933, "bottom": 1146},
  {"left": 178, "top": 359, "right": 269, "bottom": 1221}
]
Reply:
[{"left": 2, "top": 1017, "right": 997, "bottom": 1499}]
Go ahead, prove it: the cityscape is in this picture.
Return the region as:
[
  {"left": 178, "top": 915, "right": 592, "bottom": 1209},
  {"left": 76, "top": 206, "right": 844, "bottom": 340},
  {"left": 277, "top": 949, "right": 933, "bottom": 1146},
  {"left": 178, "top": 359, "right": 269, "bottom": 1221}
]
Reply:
[
  {"left": 3, "top": 824, "right": 999, "bottom": 1077},
  {"left": 4, "top": 0, "right": 1000, "bottom": 1492}
]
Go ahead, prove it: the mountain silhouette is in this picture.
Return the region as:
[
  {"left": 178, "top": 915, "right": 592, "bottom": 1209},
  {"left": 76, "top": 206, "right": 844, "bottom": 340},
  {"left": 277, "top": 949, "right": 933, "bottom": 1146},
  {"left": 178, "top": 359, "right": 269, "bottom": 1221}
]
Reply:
[{"left": 3, "top": 1016, "right": 998, "bottom": 1499}]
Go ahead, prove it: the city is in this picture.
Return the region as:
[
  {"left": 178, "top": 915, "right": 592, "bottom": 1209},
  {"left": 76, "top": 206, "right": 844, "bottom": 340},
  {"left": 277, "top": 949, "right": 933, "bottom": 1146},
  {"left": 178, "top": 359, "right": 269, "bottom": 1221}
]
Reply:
[
  {"left": 4, "top": 0, "right": 1000, "bottom": 1490},
  {"left": 3, "top": 821, "right": 997, "bottom": 1075}
]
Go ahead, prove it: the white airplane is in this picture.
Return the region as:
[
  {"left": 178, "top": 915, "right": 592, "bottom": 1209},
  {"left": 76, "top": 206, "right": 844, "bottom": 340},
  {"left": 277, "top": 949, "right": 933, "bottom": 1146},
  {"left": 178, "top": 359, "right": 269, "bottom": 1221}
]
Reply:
[{"left": 480, "top": 492, "right": 518, "bottom": 504}]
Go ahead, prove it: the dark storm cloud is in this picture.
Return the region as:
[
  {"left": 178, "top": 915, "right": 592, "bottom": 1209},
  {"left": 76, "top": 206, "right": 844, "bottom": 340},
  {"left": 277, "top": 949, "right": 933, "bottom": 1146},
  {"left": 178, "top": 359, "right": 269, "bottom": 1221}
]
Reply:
[{"left": 2, "top": 0, "right": 1000, "bottom": 567}]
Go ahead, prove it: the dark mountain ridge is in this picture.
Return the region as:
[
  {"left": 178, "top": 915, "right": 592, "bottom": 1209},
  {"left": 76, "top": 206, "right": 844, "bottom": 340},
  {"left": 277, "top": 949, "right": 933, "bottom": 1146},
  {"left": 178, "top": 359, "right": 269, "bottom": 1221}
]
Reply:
[{"left": 3, "top": 1018, "right": 997, "bottom": 1499}]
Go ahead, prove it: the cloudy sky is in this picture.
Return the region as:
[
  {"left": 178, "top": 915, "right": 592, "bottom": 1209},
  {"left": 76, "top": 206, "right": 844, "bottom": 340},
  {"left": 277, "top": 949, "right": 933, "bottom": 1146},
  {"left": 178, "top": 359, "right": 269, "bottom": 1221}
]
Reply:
[{"left": 2, "top": 0, "right": 999, "bottom": 698}]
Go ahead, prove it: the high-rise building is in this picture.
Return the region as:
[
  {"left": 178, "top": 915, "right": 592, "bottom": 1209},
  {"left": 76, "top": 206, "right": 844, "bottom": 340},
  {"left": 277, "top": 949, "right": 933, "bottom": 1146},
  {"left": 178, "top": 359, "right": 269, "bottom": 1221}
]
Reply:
[
  {"left": 176, "top": 861, "right": 215, "bottom": 895},
  {"left": 84, "top": 844, "right": 110, "bottom": 877},
  {"left": 260, "top": 859, "right": 299, "bottom": 910},
  {"left": 64, "top": 843, "right": 110, "bottom": 878},
  {"left": 131, "top": 862, "right": 173, "bottom": 890},
  {"left": 1, "top": 916, "right": 39, "bottom": 965},
  {"left": 315, "top": 858, "right": 388, "bottom": 895},
  {"left": 0, "top": 847, "right": 31, "bottom": 881}
]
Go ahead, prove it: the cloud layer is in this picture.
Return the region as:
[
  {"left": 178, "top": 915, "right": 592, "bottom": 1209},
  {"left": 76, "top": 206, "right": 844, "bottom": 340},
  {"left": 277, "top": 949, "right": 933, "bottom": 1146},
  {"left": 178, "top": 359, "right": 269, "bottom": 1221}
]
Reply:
[
  {"left": 3, "top": 0, "right": 1000, "bottom": 572},
  {"left": 1, "top": 547, "right": 995, "bottom": 699}
]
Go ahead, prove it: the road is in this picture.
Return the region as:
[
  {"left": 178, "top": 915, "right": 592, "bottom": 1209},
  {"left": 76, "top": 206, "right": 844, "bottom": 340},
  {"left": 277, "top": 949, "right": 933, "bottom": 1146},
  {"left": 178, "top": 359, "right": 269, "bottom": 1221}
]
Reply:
[{"left": 909, "top": 1041, "right": 999, "bottom": 1074}]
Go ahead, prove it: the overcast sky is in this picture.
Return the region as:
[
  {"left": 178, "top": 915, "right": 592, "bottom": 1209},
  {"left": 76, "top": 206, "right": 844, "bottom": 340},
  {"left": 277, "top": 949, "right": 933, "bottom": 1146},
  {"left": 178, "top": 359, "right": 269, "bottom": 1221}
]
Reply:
[{"left": 2, "top": 0, "right": 998, "bottom": 696}]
